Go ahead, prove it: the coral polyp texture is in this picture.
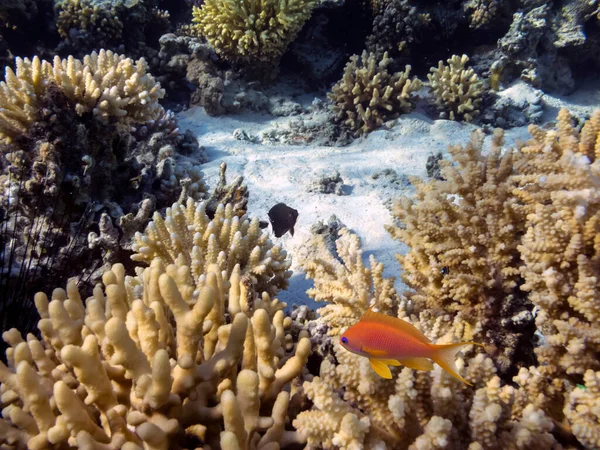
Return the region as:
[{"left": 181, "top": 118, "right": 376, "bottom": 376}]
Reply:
[
  {"left": 131, "top": 197, "right": 292, "bottom": 296},
  {"left": 328, "top": 51, "right": 422, "bottom": 135},
  {"left": 0, "top": 49, "right": 165, "bottom": 143},
  {"left": 0, "top": 257, "right": 311, "bottom": 449},
  {"left": 191, "top": 0, "right": 315, "bottom": 67},
  {"left": 427, "top": 54, "right": 485, "bottom": 122}
]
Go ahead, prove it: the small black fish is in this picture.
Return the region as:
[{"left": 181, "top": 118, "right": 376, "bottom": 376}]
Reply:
[{"left": 268, "top": 203, "right": 298, "bottom": 238}]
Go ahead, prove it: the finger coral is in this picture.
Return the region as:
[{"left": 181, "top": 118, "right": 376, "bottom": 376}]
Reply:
[
  {"left": 329, "top": 51, "right": 422, "bottom": 135},
  {"left": 0, "top": 49, "right": 165, "bottom": 143},
  {"left": 131, "top": 197, "right": 292, "bottom": 296},
  {"left": 427, "top": 54, "right": 485, "bottom": 122},
  {"left": 0, "top": 50, "right": 200, "bottom": 358},
  {"left": 191, "top": 0, "right": 315, "bottom": 68},
  {"left": 0, "top": 255, "right": 310, "bottom": 449}
]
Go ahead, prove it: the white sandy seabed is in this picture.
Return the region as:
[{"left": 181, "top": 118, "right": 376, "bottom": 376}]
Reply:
[{"left": 176, "top": 79, "right": 600, "bottom": 311}]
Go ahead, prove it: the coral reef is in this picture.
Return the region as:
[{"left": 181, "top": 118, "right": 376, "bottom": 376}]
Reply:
[
  {"left": 191, "top": 0, "right": 315, "bottom": 70},
  {"left": 0, "top": 49, "right": 165, "bottom": 143},
  {"left": 55, "top": 0, "right": 124, "bottom": 49},
  {"left": 329, "top": 51, "right": 422, "bottom": 135},
  {"left": 463, "top": 0, "right": 504, "bottom": 30},
  {"left": 386, "top": 128, "right": 533, "bottom": 375},
  {"left": 427, "top": 54, "right": 485, "bottom": 122},
  {"left": 0, "top": 252, "right": 311, "bottom": 448},
  {"left": 365, "top": 0, "right": 430, "bottom": 64},
  {"left": 511, "top": 108, "right": 600, "bottom": 379},
  {"left": 54, "top": 0, "right": 171, "bottom": 57},
  {"left": 294, "top": 228, "right": 559, "bottom": 449},
  {"left": 0, "top": 50, "right": 206, "bottom": 353},
  {"left": 131, "top": 196, "right": 291, "bottom": 297}
]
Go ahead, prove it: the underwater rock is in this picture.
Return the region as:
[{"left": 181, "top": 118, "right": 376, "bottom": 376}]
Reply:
[
  {"left": 426, "top": 152, "right": 444, "bottom": 180},
  {"left": 309, "top": 214, "right": 346, "bottom": 263},
  {"left": 483, "top": 81, "right": 544, "bottom": 128},
  {"left": 370, "top": 168, "right": 411, "bottom": 208},
  {"left": 490, "top": 3, "right": 586, "bottom": 94},
  {"left": 307, "top": 170, "right": 347, "bottom": 195},
  {"left": 288, "top": 13, "right": 347, "bottom": 86}
]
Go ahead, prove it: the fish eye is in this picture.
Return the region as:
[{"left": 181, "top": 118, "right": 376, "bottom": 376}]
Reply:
[{"left": 341, "top": 336, "right": 348, "bottom": 344}]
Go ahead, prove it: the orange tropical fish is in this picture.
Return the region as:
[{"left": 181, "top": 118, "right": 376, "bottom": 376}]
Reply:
[{"left": 339, "top": 306, "right": 482, "bottom": 385}]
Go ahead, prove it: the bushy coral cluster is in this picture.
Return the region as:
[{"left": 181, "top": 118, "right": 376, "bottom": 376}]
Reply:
[
  {"left": 366, "top": 0, "right": 431, "bottom": 63},
  {"left": 192, "top": 0, "right": 315, "bottom": 68},
  {"left": 511, "top": 108, "right": 600, "bottom": 378},
  {"left": 427, "top": 54, "right": 485, "bottom": 122},
  {"left": 328, "top": 51, "right": 422, "bottom": 135},
  {"left": 378, "top": 108, "right": 600, "bottom": 447},
  {"left": 0, "top": 49, "right": 202, "bottom": 352},
  {"left": 0, "top": 49, "right": 165, "bottom": 143},
  {"left": 295, "top": 228, "right": 560, "bottom": 449},
  {"left": 0, "top": 255, "right": 310, "bottom": 449},
  {"left": 55, "top": 0, "right": 123, "bottom": 47},
  {"left": 131, "top": 196, "right": 292, "bottom": 296},
  {"left": 386, "top": 127, "right": 532, "bottom": 374}
]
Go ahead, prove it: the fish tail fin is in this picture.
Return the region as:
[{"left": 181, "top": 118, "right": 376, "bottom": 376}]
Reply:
[{"left": 430, "top": 342, "right": 482, "bottom": 385}]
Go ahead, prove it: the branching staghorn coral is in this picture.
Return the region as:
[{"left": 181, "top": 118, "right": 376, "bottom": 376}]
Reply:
[
  {"left": 510, "top": 108, "right": 600, "bottom": 378},
  {"left": 295, "top": 228, "right": 561, "bottom": 449},
  {"left": 427, "top": 54, "right": 485, "bottom": 122},
  {"left": 0, "top": 49, "right": 165, "bottom": 143},
  {"left": 329, "top": 51, "right": 422, "bottom": 135},
  {"left": 380, "top": 108, "right": 600, "bottom": 447},
  {"left": 191, "top": 0, "right": 315, "bottom": 68},
  {"left": 131, "top": 197, "right": 292, "bottom": 297},
  {"left": 385, "top": 128, "right": 534, "bottom": 375},
  {"left": 0, "top": 255, "right": 311, "bottom": 449},
  {"left": 300, "top": 227, "right": 400, "bottom": 336}
]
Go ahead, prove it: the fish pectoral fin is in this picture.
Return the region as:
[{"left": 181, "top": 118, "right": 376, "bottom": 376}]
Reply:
[
  {"left": 369, "top": 359, "right": 393, "bottom": 379},
  {"left": 362, "top": 346, "right": 387, "bottom": 357},
  {"left": 377, "top": 358, "right": 402, "bottom": 366},
  {"left": 397, "top": 357, "right": 434, "bottom": 372}
]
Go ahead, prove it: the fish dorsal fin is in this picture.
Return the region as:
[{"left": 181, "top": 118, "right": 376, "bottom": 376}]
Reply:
[
  {"left": 362, "top": 305, "right": 431, "bottom": 344},
  {"left": 397, "top": 357, "right": 434, "bottom": 371},
  {"left": 369, "top": 359, "right": 393, "bottom": 379}
]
